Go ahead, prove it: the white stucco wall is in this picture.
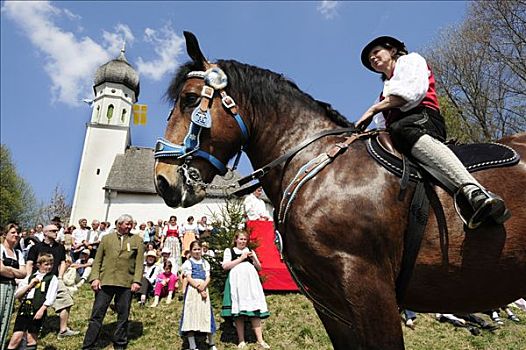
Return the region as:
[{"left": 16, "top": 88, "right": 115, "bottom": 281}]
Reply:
[
  {"left": 70, "top": 125, "right": 129, "bottom": 225},
  {"left": 101, "top": 192, "right": 228, "bottom": 226}
]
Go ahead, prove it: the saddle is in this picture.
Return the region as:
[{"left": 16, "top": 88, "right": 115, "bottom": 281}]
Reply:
[
  {"left": 366, "top": 132, "right": 520, "bottom": 192},
  {"left": 366, "top": 132, "right": 520, "bottom": 304}
]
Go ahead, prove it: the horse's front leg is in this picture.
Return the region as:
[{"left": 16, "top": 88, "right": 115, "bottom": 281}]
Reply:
[
  {"left": 315, "top": 264, "right": 405, "bottom": 350},
  {"left": 314, "top": 307, "right": 361, "bottom": 350}
]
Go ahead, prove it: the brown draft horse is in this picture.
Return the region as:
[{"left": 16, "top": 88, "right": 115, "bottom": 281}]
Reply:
[{"left": 154, "top": 32, "right": 526, "bottom": 349}]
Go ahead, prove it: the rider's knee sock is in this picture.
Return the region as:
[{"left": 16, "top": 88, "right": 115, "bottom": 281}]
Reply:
[{"left": 411, "top": 134, "right": 481, "bottom": 197}]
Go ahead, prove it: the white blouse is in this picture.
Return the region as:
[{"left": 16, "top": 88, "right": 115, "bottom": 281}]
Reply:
[
  {"left": 181, "top": 257, "right": 210, "bottom": 278},
  {"left": 383, "top": 52, "right": 430, "bottom": 112},
  {"left": 17, "top": 272, "right": 59, "bottom": 307}
]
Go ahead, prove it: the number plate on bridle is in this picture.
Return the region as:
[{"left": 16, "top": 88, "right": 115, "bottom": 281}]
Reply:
[{"left": 191, "top": 108, "right": 212, "bottom": 128}]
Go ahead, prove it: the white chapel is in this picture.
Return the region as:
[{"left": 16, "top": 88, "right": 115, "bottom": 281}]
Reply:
[{"left": 69, "top": 47, "right": 237, "bottom": 226}]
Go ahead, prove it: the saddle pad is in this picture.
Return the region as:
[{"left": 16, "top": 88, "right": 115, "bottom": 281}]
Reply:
[{"left": 366, "top": 136, "right": 520, "bottom": 182}]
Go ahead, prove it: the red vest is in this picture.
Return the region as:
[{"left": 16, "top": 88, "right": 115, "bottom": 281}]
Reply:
[
  {"left": 165, "top": 225, "right": 179, "bottom": 238},
  {"left": 381, "top": 64, "right": 440, "bottom": 127}
]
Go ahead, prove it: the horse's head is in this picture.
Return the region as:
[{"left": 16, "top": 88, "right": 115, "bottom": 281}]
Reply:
[{"left": 154, "top": 32, "right": 249, "bottom": 207}]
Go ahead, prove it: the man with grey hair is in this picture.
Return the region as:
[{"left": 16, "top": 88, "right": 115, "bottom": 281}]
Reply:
[
  {"left": 72, "top": 218, "right": 89, "bottom": 260},
  {"left": 87, "top": 219, "right": 101, "bottom": 258},
  {"left": 82, "top": 214, "right": 144, "bottom": 350}
]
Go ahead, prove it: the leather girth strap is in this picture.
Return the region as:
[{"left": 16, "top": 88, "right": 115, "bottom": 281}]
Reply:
[{"left": 395, "top": 180, "right": 430, "bottom": 305}]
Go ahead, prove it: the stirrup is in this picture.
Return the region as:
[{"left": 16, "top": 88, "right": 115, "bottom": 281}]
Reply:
[
  {"left": 453, "top": 183, "right": 481, "bottom": 228},
  {"left": 454, "top": 183, "right": 510, "bottom": 229}
]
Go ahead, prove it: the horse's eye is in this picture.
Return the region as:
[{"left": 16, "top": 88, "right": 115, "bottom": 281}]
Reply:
[{"left": 182, "top": 93, "right": 200, "bottom": 108}]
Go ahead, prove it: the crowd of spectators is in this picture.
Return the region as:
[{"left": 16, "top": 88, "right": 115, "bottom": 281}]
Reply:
[
  {"left": 0, "top": 205, "right": 273, "bottom": 350},
  {"left": 1, "top": 189, "right": 524, "bottom": 349}
]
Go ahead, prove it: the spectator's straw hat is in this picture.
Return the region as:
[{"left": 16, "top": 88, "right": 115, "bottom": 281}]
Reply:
[
  {"left": 146, "top": 250, "right": 157, "bottom": 258},
  {"left": 161, "top": 247, "right": 171, "bottom": 255},
  {"left": 81, "top": 248, "right": 91, "bottom": 255}
]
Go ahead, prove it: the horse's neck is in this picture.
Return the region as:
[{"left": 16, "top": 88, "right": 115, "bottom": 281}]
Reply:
[{"left": 244, "top": 107, "right": 340, "bottom": 202}]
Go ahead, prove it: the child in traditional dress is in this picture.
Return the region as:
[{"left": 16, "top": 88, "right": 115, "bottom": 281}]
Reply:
[
  {"left": 150, "top": 260, "right": 178, "bottom": 307},
  {"left": 221, "top": 231, "right": 270, "bottom": 349},
  {"left": 7, "top": 253, "right": 58, "bottom": 350},
  {"left": 180, "top": 241, "right": 217, "bottom": 350}
]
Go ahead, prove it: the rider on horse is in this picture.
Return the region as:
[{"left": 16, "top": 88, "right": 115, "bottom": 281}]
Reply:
[{"left": 356, "top": 36, "right": 511, "bottom": 229}]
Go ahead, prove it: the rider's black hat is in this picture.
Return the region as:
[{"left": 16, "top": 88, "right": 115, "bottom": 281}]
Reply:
[{"left": 361, "top": 36, "right": 408, "bottom": 72}]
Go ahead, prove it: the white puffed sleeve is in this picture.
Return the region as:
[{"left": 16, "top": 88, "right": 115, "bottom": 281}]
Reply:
[
  {"left": 222, "top": 248, "right": 232, "bottom": 265},
  {"left": 383, "top": 53, "right": 430, "bottom": 112},
  {"left": 181, "top": 260, "right": 192, "bottom": 277}
]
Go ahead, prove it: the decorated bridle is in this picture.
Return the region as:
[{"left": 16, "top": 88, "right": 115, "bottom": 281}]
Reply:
[{"left": 154, "top": 66, "right": 249, "bottom": 182}]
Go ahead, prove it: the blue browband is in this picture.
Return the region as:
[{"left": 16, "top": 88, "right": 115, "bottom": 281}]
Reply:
[{"left": 154, "top": 67, "right": 249, "bottom": 176}]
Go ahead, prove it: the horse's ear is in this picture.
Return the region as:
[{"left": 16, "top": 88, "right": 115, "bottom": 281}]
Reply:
[{"left": 184, "top": 31, "right": 208, "bottom": 68}]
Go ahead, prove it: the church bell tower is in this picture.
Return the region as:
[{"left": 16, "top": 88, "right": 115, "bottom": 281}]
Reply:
[{"left": 70, "top": 45, "right": 140, "bottom": 224}]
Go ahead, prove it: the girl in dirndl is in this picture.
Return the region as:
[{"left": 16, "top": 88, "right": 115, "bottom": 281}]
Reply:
[
  {"left": 181, "top": 216, "right": 198, "bottom": 253},
  {"left": 161, "top": 215, "right": 181, "bottom": 270},
  {"left": 221, "top": 231, "right": 270, "bottom": 349},
  {"left": 180, "top": 241, "right": 217, "bottom": 350}
]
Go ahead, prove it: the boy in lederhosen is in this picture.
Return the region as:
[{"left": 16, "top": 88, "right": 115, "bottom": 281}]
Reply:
[{"left": 6, "top": 253, "right": 58, "bottom": 350}]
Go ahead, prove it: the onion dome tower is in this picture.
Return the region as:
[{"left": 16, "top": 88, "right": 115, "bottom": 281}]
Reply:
[{"left": 70, "top": 44, "right": 140, "bottom": 224}]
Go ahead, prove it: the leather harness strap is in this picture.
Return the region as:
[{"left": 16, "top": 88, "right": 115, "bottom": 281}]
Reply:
[{"left": 278, "top": 132, "right": 373, "bottom": 224}]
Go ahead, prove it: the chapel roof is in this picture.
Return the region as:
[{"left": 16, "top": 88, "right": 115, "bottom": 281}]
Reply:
[
  {"left": 94, "top": 48, "right": 140, "bottom": 97},
  {"left": 104, "top": 146, "right": 241, "bottom": 198}
]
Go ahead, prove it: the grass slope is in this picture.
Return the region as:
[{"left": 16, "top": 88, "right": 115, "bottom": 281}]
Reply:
[{"left": 12, "top": 287, "right": 525, "bottom": 350}]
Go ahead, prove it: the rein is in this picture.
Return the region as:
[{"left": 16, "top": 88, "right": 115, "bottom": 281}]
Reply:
[{"left": 234, "top": 127, "right": 359, "bottom": 190}]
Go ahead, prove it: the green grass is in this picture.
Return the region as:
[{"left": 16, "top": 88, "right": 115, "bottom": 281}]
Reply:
[{"left": 9, "top": 287, "right": 526, "bottom": 349}]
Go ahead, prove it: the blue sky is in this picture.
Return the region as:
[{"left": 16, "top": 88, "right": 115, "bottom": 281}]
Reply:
[{"left": 1, "top": 1, "right": 468, "bottom": 203}]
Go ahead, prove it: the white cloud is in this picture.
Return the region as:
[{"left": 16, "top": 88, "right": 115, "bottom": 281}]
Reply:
[
  {"left": 2, "top": 1, "right": 113, "bottom": 106},
  {"left": 102, "top": 24, "right": 135, "bottom": 54},
  {"left": 63, "top": 8, "right": 81, "bottom": 21},
  {"left": 136, "top": 24, "right": 185, "bottom": 81},
  {"left": 2, "top": 1, "right": 184, "bottom": 107},
  {"left": 317, "top": 1, "right": 339, "bottom": 19}
]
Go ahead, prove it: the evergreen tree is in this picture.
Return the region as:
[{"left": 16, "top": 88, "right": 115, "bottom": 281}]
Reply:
[{"left": 205, "top": 196, "right": 259, "bottom": 306}]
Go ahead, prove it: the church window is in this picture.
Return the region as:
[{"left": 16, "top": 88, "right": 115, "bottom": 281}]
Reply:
[
  {"left": 111, "top": 89, "right": 116, "bottom": 93},
  {"left": 96, "top": 105, "right": 101, "bottom": 122},
  {"left": 121, "top": 108, "right": 127, "bottom": 123},
  {"left": 107, "top": 104, "right": 114, "bottom": 120},
  {"left": 96, "top": 168, "right": 100, "bottom": 175}
]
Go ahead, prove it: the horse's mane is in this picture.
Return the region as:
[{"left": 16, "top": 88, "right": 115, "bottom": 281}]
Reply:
[{"left": 166, "top": 60, "right": 353, "bottom": 128}]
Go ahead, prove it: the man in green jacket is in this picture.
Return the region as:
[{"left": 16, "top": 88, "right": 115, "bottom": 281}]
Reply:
[{"left": 82, "top": 214, "right": 144, "bottom": 350}]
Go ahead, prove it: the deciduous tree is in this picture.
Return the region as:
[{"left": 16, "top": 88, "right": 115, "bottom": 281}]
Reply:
[
  {"left": 425, "top": 0, "right": 526, "bottom": 142},
  {"left": 0, "top": 144, "right": 38, "bottom": 228}
]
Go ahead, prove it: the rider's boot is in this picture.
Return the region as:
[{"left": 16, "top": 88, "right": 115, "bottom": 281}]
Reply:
[
  {"left": 460, "top": 184, "right": 511, "bottom": 228},
  {"left": 410, "top": 135, "right": 511, "bottom": 229}
]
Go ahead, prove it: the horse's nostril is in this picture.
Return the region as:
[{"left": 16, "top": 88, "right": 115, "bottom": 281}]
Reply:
[{"left": 156, "top": 175, "right": 169, "bottom": 194}]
